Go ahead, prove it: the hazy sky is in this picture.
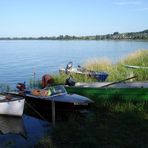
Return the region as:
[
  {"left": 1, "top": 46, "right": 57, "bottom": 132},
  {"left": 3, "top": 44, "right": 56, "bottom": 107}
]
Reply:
[{"left": 0, "top": 0, "right": 148, "bottom": 37}]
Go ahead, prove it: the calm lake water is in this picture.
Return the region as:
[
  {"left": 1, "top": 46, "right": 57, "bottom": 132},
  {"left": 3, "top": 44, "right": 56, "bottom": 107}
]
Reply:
[
  {"left": 0, "top": 40, "right": 148, "bottom": 87},
  {"left": 0, "top": 114, "right": 50, "bottom": 147}
]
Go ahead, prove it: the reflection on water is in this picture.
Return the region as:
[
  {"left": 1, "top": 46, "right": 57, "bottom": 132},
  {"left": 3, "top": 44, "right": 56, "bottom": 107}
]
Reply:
[
  {"left": 0, "top": 116, "right": 26, "bottom": 136},
  {"left": 0, "top": 114, "right": 51, "bottom": 147}
]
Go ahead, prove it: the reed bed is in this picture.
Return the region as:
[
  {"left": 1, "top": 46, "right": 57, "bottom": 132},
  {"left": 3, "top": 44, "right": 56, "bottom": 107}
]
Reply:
[
  {"left": 0, "top": 83, "right": 10, "bottom": 92},
  {"left": 53, "top": 49, "right": 148, "bottom": 84}
]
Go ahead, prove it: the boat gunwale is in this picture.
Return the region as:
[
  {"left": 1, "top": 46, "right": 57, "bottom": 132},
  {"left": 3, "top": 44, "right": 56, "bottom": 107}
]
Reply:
[{"left": 0, "top": 94, "right": 25, "bottom": 103}]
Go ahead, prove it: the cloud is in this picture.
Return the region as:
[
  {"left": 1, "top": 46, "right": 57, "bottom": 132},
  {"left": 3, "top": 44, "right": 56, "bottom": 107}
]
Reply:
[{"left": 114, "top": 0, "right": 142, "bottom": 6}]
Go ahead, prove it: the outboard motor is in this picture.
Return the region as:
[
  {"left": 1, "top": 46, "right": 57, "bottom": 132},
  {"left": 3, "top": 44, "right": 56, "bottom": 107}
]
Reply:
[
  {"left": 65, "top": 76, "right": 76, "bottom": 86},
  {"left": 16, "top": 82, "right": 26, "bottom": 91},
  {"left": 42, "top": 74, "right": 54, "bottom": 88},
  {"left": 65, "top": 62, "right": 73, "bottom": 74}
]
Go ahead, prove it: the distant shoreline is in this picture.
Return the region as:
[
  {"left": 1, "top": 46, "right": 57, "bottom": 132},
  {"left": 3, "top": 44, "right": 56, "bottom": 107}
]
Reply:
[
  {"left": 0, "top": 29, "right": 148, "bottom": 41},
  {"left": 0, "top": 39, "right": 148, "bottom": 41}
]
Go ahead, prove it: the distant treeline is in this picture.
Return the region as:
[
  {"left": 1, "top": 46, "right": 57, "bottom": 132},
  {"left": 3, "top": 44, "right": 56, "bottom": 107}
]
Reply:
[{"left": 1, "top": 29, "right": 148, "bottom": 40}]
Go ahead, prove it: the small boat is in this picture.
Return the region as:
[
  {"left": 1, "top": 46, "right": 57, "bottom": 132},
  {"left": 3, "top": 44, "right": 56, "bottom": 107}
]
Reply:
[
  {"left": 65, "top": 77, "right": 148, "bottom": 101},
  {"left": 26, "top": 85, "right": 94, "bottom": 111},
  {"left": 73, "top": 81, "right": 148, "bottom": 88},
  {"left": 0, "top": 94, "right": 25, "bottom": 117},
  {"left": 66, "top": 85, "right": 148, "bottom": 101},
  {"left": 59, "top": 62, "right": 108, "bottom": 82},
  {"left": 9, "top": 85, "right": 94, "bottom": 112}
]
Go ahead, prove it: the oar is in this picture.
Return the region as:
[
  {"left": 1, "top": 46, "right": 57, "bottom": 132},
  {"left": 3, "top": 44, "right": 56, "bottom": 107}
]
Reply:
[
  {"left": 101, "top": 75, "right": 137, "bottom": 88},
  {"left": 124, "top": 64, "right": 148, "bottom": 69}
]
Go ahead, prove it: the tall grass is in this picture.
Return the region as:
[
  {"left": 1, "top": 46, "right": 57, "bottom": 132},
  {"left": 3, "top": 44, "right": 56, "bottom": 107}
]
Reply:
[
  {"left": 0, "top": 83, "right": 10, "bottom": 92},
  {"left": 118, "top": 49, "right": 148, "bottom": 81},
  {"left": 84, "top": 49, "right": 148, "bottom": 81},
  {"left": 52, "top": 49, "right": 148, "bottom": 84}
]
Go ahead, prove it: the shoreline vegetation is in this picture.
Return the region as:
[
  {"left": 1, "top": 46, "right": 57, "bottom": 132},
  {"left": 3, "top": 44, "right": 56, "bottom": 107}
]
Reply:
[
  {"left": 0, "top": 29, "right": 148, "bottom": 41},
  {"left": 52, "top": 49, "right": 148, "bottom": 85}
]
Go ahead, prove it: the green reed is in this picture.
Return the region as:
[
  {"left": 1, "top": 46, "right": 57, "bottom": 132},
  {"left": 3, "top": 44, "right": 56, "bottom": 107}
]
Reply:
[{"left": 53, "top": 49, "right": 148, "bottom": 84}]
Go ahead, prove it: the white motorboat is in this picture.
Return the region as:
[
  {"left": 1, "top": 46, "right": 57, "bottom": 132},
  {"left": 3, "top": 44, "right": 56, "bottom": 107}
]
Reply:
[{"left": 0, "top": 94, "right": 25, "bottom": 117}]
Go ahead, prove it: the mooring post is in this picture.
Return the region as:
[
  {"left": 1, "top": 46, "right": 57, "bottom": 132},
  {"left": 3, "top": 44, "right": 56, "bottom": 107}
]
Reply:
[{"left": 51, "top": 99, "right": 55, "bottom": 126}]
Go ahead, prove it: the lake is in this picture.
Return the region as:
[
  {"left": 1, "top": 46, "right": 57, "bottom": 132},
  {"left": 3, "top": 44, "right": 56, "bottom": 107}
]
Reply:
[
  {"left": 0, "top": 40, "right": 148, "bottom": 87},
  {"left": 0, "top": 113, "right": 51, "bottom": 147}
]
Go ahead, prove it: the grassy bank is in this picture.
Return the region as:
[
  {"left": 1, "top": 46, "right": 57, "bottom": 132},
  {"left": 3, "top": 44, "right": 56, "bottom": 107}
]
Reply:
[
  {"left": 53, "top": 49, "right": 148, "bottom": 84},
  {"left": 36, "top": 100, "right": 148, "bottom": 148}
]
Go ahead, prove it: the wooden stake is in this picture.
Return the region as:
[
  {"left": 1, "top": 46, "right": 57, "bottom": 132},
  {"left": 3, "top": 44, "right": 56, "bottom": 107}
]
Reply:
[{"left": 51, "top": 99, "right": 55, "bottom": 126}]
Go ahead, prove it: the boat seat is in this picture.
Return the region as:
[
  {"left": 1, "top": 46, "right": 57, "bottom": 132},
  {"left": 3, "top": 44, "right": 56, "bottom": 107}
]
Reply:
[
  {"left": 5, "top": 95, "right": 13, "bottom": 100},
  {"left": 0, "top": 95, "right": 12, "bottom": 101},
  {"left": 31, "top": 89, "right": 51, "bottom": 97}
]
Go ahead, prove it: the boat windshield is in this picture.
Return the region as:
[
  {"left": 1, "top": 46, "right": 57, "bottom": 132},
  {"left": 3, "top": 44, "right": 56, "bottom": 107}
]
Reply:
[{"left": 45, "top": 85, "right": 67, "bottom": 95}]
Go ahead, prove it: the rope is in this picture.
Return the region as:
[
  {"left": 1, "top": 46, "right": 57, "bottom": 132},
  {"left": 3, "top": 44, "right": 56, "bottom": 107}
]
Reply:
[{"left": 25, "top": 101, "right": 49, "bottom": 123}]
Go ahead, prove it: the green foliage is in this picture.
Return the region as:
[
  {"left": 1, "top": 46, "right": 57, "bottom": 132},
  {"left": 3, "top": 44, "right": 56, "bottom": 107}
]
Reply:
[
  {"left": 50, "top": 50, "right": 148, "bottom": 85},
  {"left": 52, "top": 73, "right": 68, "bottom": 84},
  {"left": 119, "top": 50, "right": 148, "bottom": 81},
  {"left": 84, "top": 50, "right": 148, "bottom": 81},
  {"left": 0, "top": 83, "right": 10, "bottom": 92},
  {"left": 1, "top": 29, "right": 148, "bottom": 40},
  {"left": 29, "top": 79, "right": 42, "bottom": 89},
  {"left": 53, "top": 73, "right": 96, "bottom": 85}
]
